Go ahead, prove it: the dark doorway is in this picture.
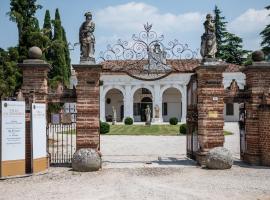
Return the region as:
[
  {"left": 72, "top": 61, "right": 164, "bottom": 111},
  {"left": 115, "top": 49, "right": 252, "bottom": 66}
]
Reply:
[
  {"left": 120, "top": 105, "right": 124, "bottom": 121},
  {"left": 140, "top": 97, "right": 153, "bottom": 122}
]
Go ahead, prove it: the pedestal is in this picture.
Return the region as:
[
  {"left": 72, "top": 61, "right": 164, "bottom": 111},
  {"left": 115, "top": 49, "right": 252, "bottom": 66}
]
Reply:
[
  {"left": 242, "top": 62, "right": 270, "bottom": 165},
  {"left": 73, "top": 64, "right": 102, "bottom": 150},
  {"left": 19, "top": 59, "right": 50, "bottom": 174},
  {"left": 195, "top": 63, "right": 227, "bottom": 165}
]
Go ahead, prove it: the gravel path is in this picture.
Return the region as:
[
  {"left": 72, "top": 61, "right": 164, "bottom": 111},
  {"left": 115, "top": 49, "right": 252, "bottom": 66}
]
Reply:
[
  {"left": 1, "top": 166, "right": 270, "bottom": 200},
  {"left": 1, "top": 123, "right": 269, "bottom": 200}
]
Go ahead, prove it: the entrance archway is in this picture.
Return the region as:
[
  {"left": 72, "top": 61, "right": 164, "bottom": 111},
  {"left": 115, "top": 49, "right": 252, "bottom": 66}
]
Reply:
[
  {"left": 162, "top": 88, "right": 182, "bottom": 122},
  {"left": 133, "top": 88, "right": 153, "bottom": 122},
  {"left": 105, "top": 88, "right": 124, "bottom": 122}
]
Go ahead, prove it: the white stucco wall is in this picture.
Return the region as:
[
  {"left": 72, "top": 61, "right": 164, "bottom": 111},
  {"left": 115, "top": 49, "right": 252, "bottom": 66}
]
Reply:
[
  {"left": 224, "top": 103, "right": 240, "bottom": 122},
  {"left": 162, "top": 88, "right": 182, "bottom": 122}
]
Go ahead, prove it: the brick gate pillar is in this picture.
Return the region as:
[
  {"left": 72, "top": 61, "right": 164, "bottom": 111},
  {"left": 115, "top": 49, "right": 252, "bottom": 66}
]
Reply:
[
  {"left": 73, "top": 64, "right": 102, "bottom": 150},
  {"left": 195, "top": 63, "right": 227, "bottom": 165},
  {"left": 242, "top": 58, "right": 270, "bottom": 165},
  {"left": 18, "top": 47, "right": 50, "bottom": 173}
]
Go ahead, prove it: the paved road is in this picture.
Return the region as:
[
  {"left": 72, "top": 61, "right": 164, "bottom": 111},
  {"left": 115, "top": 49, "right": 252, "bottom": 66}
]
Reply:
[{"left": 101, "top": 122, "right": 240, "bottom": 168}]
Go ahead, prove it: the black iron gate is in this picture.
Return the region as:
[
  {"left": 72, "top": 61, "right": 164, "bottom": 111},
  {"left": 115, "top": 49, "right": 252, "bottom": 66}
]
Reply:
[
  {"left": 47, "top": 104, "right": 76, "bottom": 165},
  {"left": 186, "top": 75, "right": 199, "bottom": 159},
  {"left": 239, "top": 103, "right": 246, "bottom": 159}
]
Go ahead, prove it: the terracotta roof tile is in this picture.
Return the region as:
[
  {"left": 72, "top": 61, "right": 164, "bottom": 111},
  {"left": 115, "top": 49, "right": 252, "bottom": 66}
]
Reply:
[{"left": 101, "top": 59, "right": 241, "bottom": 73}]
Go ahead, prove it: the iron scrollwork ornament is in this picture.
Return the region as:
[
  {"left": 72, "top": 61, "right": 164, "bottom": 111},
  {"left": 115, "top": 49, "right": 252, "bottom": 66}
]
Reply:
[{"left": 99, "top": 23, "right": 198, "bottom": 81}]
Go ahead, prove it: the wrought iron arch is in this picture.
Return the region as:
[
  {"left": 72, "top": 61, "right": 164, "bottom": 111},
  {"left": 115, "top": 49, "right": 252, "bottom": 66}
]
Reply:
[{"left": 99, "top": 23, "right": 198, "bottom": 81}]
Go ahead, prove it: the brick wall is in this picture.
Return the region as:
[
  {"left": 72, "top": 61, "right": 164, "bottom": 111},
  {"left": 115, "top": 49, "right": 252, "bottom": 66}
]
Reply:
[{"left": 73, "top": 64, "right": 102, "bottom": 150}]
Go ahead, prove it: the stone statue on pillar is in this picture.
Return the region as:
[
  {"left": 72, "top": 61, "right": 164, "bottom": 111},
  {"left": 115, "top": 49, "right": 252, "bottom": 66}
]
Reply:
[
  {"left": 79, "top": 11, "right": 95, "bottom": 63},
  {"left": 145, "top": 105, "right": 151, "bottom": 125},
  {"left": 200, "top": 14, "right": 217, "bottom": 61}
]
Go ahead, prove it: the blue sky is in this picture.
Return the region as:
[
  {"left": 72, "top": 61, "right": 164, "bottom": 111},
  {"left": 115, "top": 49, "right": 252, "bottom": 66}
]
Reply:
[{"left": 0, "top": 0, "right": 269, "bottom": 63}]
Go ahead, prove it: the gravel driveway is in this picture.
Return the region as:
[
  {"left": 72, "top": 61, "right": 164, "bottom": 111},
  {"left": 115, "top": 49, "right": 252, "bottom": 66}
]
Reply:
[{"left": 1, "top": 123, "right": 270, "bottom": 200}]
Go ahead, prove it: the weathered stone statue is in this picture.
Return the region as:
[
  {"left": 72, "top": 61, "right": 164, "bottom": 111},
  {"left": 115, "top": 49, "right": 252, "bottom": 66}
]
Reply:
[
  {"left": 112, "top": 106, "right": 117, "bottom": 125},
  {"left": 154, "top": 105, "right": 159, "bottom": 118},
  {"left": 145, "top": 105, "right": 151, "bottom": 125},
  {"left": 200, "top": 14, "right": 217, "bottom": 60},
  {"left": 79, "top": 12, "right": 95, "bottom": 63}
]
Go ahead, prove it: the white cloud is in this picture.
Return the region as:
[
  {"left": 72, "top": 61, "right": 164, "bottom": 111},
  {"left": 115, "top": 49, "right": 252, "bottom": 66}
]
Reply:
[
  {"left": 229, "top": 8, "right": 269, "bottom": 34},
  {"left": 96, "top": 2, "right": 205, "bottom": 34},
  {"left": 228, "top": 8, "right": 269, "bottom": 50}
]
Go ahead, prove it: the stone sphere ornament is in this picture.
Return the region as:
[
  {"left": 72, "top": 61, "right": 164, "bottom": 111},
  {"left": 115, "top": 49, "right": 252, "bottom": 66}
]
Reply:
[
  {"left": 252, "top": 50, "right": 265, "bottom": 62},
  {"left": 205, "top": 147, "right": 233, "bottom": 169},
  {"left": 28, "top": 46, "right": 42, "bottom": 59},
  {"left": 72, "top": 148, "right": 102, "bottom": 172}
]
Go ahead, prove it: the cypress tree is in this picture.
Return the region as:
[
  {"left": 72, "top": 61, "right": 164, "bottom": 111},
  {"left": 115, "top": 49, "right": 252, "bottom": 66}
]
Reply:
[
  {"left": 214, "top": 5, "right": 228, "bottom": 59},
  {"left": 49, "top": 9, "right": 69, "bottom": 86},
  {"left": 260, "top": 5, "right": 270, "bottom": 57},
  {"left": 43, "top": 10, "right": 53, "bottom": 62},
  {"left": 213, "top": 5, "right": 248, "bottom": 65},
  {"left": 43, "top": 10, "right": 52, "bottom": 40},
  {"left": 62, "top": 28, "right": 71, "bottom": 77}
]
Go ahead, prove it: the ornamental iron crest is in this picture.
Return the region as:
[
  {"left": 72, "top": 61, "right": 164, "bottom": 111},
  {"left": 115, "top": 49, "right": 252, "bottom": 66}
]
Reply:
[{"left": 99, "top": 23, "right": 198, "bottom": 81}]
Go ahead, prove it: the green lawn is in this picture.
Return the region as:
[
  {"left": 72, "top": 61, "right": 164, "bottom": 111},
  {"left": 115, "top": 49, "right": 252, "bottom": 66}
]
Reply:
[
  {"left": 59, "top": 125, "right": 233, "bottom": 136},
  {"left": 107, "top": 125, "right": 182, "bottom": 136}
]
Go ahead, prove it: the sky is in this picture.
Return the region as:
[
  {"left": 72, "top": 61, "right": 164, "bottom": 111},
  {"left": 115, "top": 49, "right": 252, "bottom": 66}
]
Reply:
[{"left": 0, "top": 0, "right": 269, "bottom": 63}]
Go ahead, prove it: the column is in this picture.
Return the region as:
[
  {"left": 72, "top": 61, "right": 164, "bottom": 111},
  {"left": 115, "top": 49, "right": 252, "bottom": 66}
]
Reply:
[
  {"left": 181, "top": 85, "right": 187, "bottom": 123},
  {"left": 124, "top": 85, "right": 132, "bottom": 120},
  {"left": 153, "top": 84, "right": 162, "bottom": 123},
  {"left": 18, "top": 48, "right": 50, "bottom": 174},
  {"left": 99, "top": 86, "right": 106, "bottom": 122},
  {"left": 73, "top": 64, "right": 102, "bottom": 150},
  {"left": 195, "top": 64, "right": 226, "bottom": 165},
  {"left": 242, "top": 60, "right": 270, "bottom": 165}
]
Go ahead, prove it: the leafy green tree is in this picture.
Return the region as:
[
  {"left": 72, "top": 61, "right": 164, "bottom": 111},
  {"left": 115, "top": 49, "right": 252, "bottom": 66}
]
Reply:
[
  {"left": 260, "top": 5, "right": 270, "bottom": 57},
  {"left": 0, "top": 48, "right": 21, "bottom": 99},
  {"left": 222, "top": 33, "right": 249, "bottom": 65},
  {"left": 8, "top": 0, "right": 43, "bottom": 61},
  {"left": 213, "top": 5, "right": 248, "bottom": 65}
]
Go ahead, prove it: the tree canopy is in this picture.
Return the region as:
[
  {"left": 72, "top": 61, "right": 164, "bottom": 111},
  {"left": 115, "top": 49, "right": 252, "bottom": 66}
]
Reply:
[
  {"left": 214, "top": 5, "right": 249, "bottom": 65},
  {"left": 260, "top": 5, "right": 270, "bottom": 57}
]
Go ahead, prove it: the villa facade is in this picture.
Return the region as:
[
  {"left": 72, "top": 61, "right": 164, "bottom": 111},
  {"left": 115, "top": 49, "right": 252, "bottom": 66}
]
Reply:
[{"left": 88, "top": 60, "right": 246, "bottom": 123}]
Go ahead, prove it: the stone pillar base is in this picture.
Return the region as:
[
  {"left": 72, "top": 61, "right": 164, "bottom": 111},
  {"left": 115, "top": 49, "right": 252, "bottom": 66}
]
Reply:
[{"left": 243, "top": 153, "right": 261, "bottom": 165}]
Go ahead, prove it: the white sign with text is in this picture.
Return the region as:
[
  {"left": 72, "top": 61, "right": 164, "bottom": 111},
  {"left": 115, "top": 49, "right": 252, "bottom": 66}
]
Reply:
[
  {"left": 32, "top": 103, "right": 47, "bottom": 159},
  {"left": 1, "top": 101, "right": 25, "bottom": 161}
]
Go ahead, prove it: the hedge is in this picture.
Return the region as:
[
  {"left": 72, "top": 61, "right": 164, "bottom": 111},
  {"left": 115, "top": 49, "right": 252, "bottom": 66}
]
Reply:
[
  {"left": 169, "top": 117, "right": 178, "bottom": 125},
  {"left": 179, "top": 123, "right": 187, "bottom": 134},
  {"left": 124, "top": 117, "right": 133, "bottom": 125},
  {"left": 100, "top": 121, "right": 110, "bottom": 134}
]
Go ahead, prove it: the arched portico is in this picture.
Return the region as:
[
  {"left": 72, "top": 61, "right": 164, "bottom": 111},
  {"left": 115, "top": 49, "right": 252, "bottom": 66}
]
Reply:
[
  {"left": 133, "top": 88, "right": 153, "bottom": 122},
  {"left": 162, "top": 87, "right": 182, "bottom": 122},
  {"left": 104, "top": 88, "right": 124, "bottom": 122}
]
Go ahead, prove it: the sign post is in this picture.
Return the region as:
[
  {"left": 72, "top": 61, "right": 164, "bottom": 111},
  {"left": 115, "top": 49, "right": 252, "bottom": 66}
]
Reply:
[
  {"left": 31, "top": 103, "right": 47, "bottom": 173},
  {"left": 0, "top": 101, "right": 26, "bottom": 178}
]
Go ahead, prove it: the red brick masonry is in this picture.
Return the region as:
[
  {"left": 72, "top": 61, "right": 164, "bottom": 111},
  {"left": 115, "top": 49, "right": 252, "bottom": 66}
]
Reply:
[{"left": 73, "top": 64, "right": 102, "bottom": 150}]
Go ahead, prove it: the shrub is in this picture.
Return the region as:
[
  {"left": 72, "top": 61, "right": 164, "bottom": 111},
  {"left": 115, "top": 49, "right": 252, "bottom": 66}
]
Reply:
[
  {"left": 100, "top": 121, "right": 110, "bottom": 134},
  {"left": 179, "top": 123, "right": 187, "bottom": 134},
  {"left": 124, "top": 117, "right": 133, "bottom": 125},
  {"left": 169, "top": 117, "right": 178, "bottom": 125}
]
